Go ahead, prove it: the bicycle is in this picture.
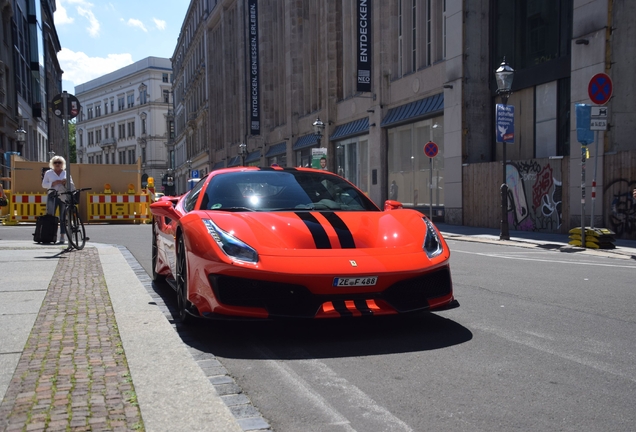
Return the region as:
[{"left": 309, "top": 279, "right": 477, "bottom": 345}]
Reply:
[{"left": 49, "top": 187, "right": 91, "bottom": 250}]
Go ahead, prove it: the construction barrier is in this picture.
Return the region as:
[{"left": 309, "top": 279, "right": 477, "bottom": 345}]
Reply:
[
  {"left": 87, "top": 193, "right": 152, "bottom": 223},
  {"left": 3, "top": 193, "right": 48, "bottom": 225},
  {"left": 568, "top": 227, "right": 616, "bottom": 249},
  {"left": 1, "top": 192, "right": 152, "bottom": 225}
]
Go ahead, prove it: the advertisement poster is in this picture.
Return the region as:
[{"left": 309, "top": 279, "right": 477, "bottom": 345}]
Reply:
[{"left": 311, "top": 148, "right": 328, "bottom": 170}]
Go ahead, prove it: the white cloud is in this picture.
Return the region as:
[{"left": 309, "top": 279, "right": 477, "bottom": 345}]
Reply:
[
  {"left": 54, "top": 3, "right": 74, "bottom": 25},
  {"left": 153, "top": 18, "right": 167, "bottom": 31},
  {"left": 77, "top": 6, "right": 100, "bottom": 37},
  {"left": 58, "top": 48, "right": 133, "bottom": 88},
  {"left": 127, "top": 19, "right": 148, "bottom": 32}
]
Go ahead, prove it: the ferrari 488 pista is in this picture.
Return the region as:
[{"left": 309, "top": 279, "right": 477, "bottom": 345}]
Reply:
[{"left": 150, "top": 166, "right": 458, "bottom": 323}]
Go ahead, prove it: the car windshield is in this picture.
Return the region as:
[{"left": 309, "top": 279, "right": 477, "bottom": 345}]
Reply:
[{"left": 200, "top": 170, "right": 380, "bottom": 212}]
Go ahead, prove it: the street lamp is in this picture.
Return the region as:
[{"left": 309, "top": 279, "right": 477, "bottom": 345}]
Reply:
[
  {"left": 495, "top": 57, "right": 514, "bottom": 240},
  {"left": 313, "top": 118, "right": 325, "bottom": 146},
  {"left": 15, "top": 128, "right": 26, "bottom": 146},
  {"left": 238, "top": 143, "right": 247, "bottom": 167},
  {"left": 186, "top": 159, "right": 192, "bottom": 177}
]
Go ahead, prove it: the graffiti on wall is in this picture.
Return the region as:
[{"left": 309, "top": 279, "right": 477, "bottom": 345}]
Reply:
[
  {"left": 505, "top": 160, "right": 563, "bottom": 232},
  {"left": 604, "top": 179, "right": 636, "bottom": 237}
]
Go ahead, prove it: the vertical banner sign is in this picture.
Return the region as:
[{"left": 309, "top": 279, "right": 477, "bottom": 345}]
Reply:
[
  {"left": 357, "top": 0, "right": 371, "bottom": 92},
  {"left": 495, "top": 104, "right": 515, "bottom": 143},
  {"left": 248, "top": 0, "right": 261, "bottom": 135}
]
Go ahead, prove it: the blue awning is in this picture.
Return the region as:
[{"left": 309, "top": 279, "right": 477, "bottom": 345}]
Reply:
[
  {"left": 381, "top": 93, "right": 444, "bottom": 127},
  {"left": 292, "top": 133, "right": 319, "bottom": 150},
  {"left": 265, "top": 142, "right": 287, "bottom": 157},
  {"left": 212, "top": 160, "right": 226, "bottom": 170},
  {"left": 329, "top": 117, "right": 369, "bottom": 141},
  {"left": 245, "top": 150, "right": 261, "bottom": 163},
  {"left": 227, "top": 156, "right": 241, "bottom": 167}
]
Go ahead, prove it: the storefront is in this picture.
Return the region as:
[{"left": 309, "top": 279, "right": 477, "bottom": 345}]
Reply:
[
  {"left": 293, "top": 134, "right": 320, "bottom": 167},
  {"left": 265, "top": 142, "right": 287, "bottom": 167},
  {"left": 329, "top": 118, "right": 370, "bottom": 195},
  {"left": 381, "top": 94, "right": 444, "bottom": 214}
]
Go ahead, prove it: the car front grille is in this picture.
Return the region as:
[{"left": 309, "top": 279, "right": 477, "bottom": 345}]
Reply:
[{"left": 209, "top": 266, "right": 452, "bottom": 318}]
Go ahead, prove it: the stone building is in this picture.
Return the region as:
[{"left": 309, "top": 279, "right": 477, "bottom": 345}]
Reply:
[
  {"left": 74, "top": 57, "right": 174, "bottom": 189},
  {"left": 1, "top": 0, "right": 63, "bottom": 183},
  {"left": 170, "top": 0, "right": 636, "bottom": 232}
]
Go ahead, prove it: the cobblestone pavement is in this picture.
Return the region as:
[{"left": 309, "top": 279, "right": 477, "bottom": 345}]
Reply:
[{"left": 0, "top": 248, "right": 144, "bottom": 431}]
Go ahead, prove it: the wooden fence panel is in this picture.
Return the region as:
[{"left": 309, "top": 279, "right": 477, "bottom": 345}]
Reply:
[{"left": 603, "top": 151, "right": 636, "bottom": 239}]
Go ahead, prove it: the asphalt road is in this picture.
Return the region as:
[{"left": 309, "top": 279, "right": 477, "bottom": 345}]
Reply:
[{"left": 2, "top": 224, "right": 635, "bottom": 431}]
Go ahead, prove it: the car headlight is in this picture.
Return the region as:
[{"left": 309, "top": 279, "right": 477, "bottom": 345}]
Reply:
[
  {"left": 202, "top": 219, "right": 259, "bottom": 263},
  {"left": 422, "top": 217, "right": 443, "bottom": 258}
]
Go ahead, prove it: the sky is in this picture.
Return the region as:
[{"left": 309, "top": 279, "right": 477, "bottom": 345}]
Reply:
[{"left": 54, "top": 0, "right": 190, "bottom": 93}]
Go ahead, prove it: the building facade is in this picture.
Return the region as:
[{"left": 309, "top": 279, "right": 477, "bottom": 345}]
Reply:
[
  {"left": 74, "top": 57, "right": 174, "bottom": 189},
  {"left": 2, "top": 0, "right": 63, "bottom": 185},
  {"left": 170, "top": 0, "right": 636, "bottom": 234}
]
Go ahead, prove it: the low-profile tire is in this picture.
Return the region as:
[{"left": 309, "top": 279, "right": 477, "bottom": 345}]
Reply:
[
  {"left": 151, "top": 225, "right": 166, "bottom": 283},
  {"left": 176, "top": 235, "right": 192, "bottom": 324}
]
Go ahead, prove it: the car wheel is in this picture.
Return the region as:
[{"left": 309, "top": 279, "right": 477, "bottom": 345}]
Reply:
[
  {"left": 151, "top": 225, "right": 166, "bottom": 283},
  {"left": 176, "top": 235, "right": 191, "bottom": 324}
]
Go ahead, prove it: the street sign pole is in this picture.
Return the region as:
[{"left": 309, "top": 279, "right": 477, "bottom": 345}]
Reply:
[
  {"left": 590, "top": 130, "right": 599, "bottom": 228},
  {"left": 581, "top": 145, "right": 586, "bottom": 248},
  {"left": 429, "top": 157, "right": 433, "bottom": 219},
  {"left": 62, "top": 91, "right": 71, "bottom": 189}
]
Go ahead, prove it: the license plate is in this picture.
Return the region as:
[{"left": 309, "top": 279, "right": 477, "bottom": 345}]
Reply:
[{"left": 333, "top": 276, "right": 378, "bottom": 287}]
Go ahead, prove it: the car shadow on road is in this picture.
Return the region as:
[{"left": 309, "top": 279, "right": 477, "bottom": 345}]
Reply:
[{"left": 150, "top": 281, "right": 472, "bottom": 360}]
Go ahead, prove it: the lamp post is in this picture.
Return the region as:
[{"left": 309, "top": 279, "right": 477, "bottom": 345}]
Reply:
[
  {"left": 186, "top": 159, "right": 192, "bottom": 177},
  {"left": 15, "top": 128, "right": 26, "bottom": 150},
  {"left": 238, "top": 143, "right": 247, "bottom": 167},
  {"left": 313, "top": 118, "right": 325, "bottom": 147},
  {"left": 495, "top": 58, "right": 514, "bottom": 241}
]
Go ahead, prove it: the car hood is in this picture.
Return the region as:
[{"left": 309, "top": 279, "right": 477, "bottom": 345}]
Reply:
[{"left": 197, "top": 210, "right": 433, "bottom": 257}]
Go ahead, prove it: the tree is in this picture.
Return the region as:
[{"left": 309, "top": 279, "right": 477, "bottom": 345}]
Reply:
[{"left": 68, "top": 120, "right": 77, "bottom": 163}]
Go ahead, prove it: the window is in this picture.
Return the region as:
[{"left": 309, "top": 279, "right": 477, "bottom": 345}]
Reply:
[
  {"left": 118, "top": 97, "right": 125, "bottom": 110},
  {"left": 162, "top": 73, "right": 169, "bottom": 83},
  {"left": 163, "top": 90, "right": 170, "bottom": 103},
  {"left": 95, "top": 105, "right": 101, "bottom": 117},
  {"left": 140, "top": 88, "right": 147, "bottom": 104},
  {"left": 119, "top": 150, "right": 125, "bottom": 163},
  {"left": 127, "top": 93, "right": 135, "bottom": 108},
  {"left": 128, "top": 149, "right": 136, "bottom": 164},
  {"left": 95, "top": 129, "right": 102, "bottom": 143},
  {"left": 118, "top": 124, "right": 125, "bottom": 139},
  {"left": 104, "top": 127, "right": 109, "bottom": 139},
  {"left": 141, "top": 118, "right": 147, "bottom": 135},
  {"left": 104, "top": 103, "right": 108, "bottom": 115},
  {"left": 142, "top": 147, "right": 146, "bottom": 163},
  {"left": 87, "top": 107, "right": 93, "bottom": 119},
  {"left": 387, "top": 116, "right": 444, "bottom": 207},
  {"left": 110, "top": 100, "right": 114, "bottom": 113},
  {"left": 88, "top": 131, "right": 94, "bottom": 145},
  {"left": 127, "top": 121, "right": 135, "bottom": 137}
]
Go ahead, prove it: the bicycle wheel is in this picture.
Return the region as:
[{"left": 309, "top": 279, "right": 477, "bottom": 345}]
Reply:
[{"left": 66, "top": 205, "right": 86, "bottom": 250}]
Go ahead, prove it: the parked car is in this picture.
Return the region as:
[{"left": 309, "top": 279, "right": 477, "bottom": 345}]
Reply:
[{"left": 149, "top": 166, "right": 458, "bottom": 323}]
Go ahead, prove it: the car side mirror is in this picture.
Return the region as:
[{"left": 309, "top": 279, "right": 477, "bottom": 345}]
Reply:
[
  {"left": 384, "top": 200, "right": 403, "bottom": 211},
  {"left": 150, "top": 199, "right": 180, "bottom": 220}
]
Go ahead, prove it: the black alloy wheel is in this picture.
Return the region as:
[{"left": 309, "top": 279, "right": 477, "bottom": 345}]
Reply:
[
  {"left": 151, "top": 225, "right": 166, "bottom": 283},
  {"left": 176, "top": 235, "right": 192, "bottom": 324}
]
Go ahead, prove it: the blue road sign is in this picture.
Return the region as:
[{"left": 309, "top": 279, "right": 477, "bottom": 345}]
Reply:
[
  {"left": 191, "top": 169, "right": 199, "bottom": 178},
  {"left": 496, "top": 104, "right": 515, "bottom": 143},
  {"left": 575, "top": 104, "right": 594, "bottom": 145}
]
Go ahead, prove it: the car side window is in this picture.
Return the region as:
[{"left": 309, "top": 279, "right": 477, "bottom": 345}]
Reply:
[{"left": 184, "top": 178, "right": 206, "bottom": 212}]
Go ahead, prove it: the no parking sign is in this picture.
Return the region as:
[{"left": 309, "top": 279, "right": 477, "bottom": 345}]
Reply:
[{"left": 424, "top": 141, "right": 439, "bottom": 158}]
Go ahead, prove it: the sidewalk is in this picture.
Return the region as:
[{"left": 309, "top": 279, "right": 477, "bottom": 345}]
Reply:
[{"left": 1, "top": 228, "right": 635, "bottom": 431}]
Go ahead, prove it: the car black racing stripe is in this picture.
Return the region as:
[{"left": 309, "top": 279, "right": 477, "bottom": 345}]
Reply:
[
  {"left": 322, "top": 212, "right": 355, "bottom": 248},
  {"left": 295, "top": 212, "right": 331, "bottom": 249}
]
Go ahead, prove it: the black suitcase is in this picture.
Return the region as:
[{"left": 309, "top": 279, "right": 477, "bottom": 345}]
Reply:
[{"left": 33, "top": 215, "right": 59, "bottom": 244}]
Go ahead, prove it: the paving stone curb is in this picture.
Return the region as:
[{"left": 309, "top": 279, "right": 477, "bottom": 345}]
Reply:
[{"left": 0, "top": 248, "right": 144, "bottom": 431}]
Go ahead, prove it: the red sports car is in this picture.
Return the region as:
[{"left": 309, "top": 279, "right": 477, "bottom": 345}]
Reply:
[{"left": 150, "top": 166, "right": 458, "bottom": 323}]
